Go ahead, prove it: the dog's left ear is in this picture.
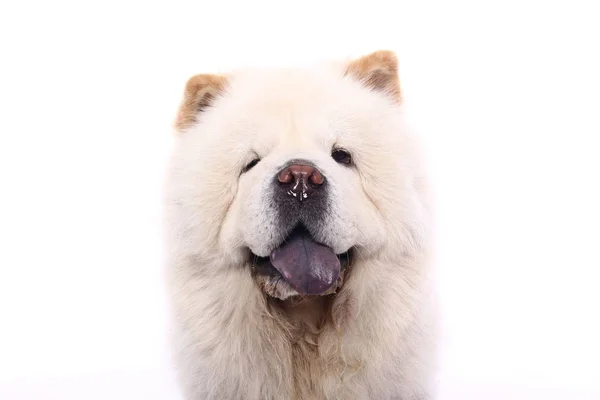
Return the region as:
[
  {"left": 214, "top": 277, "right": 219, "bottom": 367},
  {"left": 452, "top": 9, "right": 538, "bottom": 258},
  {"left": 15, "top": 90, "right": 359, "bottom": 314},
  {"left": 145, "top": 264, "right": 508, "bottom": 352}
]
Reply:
[
  {"left": 345, "top": 50, "right": 401, "bottom": 102},
  {"left": 174, "top": 74, "right": 228, "bottom": 131}
]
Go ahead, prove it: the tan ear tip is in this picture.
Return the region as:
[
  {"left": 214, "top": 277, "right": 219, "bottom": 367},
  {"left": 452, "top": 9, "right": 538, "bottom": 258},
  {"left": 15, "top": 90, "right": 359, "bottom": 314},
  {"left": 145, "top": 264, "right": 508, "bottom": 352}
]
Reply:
[
  {"left": 174, "top": 74, "right": 229, "bottom": 131},
  {"left": 371, "top": 50, "right": 399, "bottom": 71},
  {"left": 184, "top": 74, "right": 211, "bottom": 96}
]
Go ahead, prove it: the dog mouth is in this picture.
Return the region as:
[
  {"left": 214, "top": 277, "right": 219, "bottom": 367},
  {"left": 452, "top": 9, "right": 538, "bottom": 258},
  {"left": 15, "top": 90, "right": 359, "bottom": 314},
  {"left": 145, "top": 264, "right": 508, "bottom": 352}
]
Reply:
[{"left": 250, "top": 225, "right": 353, "bottom": 297}]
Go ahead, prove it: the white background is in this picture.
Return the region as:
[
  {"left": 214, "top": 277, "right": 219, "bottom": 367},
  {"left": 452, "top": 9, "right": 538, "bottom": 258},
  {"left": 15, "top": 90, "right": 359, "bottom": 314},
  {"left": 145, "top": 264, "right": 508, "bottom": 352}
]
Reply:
[{"left": 1, "top": 0, "right": 599, "bottom": 399}]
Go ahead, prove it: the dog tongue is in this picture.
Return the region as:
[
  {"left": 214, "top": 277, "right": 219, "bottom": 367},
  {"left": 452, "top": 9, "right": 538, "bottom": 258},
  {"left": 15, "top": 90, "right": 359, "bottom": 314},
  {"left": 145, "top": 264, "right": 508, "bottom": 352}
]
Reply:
[{"left": 269, "top": 231, "right": 340, "bottom": 295}]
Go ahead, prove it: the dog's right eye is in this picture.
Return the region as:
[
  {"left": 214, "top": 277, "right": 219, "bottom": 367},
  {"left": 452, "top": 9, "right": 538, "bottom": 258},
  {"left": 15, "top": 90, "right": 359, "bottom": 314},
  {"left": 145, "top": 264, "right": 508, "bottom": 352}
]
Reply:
[{"left": 243, "top": 158, "right": 260, "bottom": 173}]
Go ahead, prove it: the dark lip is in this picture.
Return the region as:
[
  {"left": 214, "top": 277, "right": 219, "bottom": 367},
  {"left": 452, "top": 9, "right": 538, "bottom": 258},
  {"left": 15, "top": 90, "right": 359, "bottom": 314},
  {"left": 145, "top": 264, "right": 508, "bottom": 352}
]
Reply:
[{"left": 249, "top": 225, "right": 354, "bottom": 279}]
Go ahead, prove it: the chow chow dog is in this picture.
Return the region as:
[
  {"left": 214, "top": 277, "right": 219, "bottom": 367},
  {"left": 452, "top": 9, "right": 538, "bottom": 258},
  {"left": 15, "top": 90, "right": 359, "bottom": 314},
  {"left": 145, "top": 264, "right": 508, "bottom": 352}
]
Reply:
[{"left": 164, "top": 50, "right": 437, "bottom": 399}]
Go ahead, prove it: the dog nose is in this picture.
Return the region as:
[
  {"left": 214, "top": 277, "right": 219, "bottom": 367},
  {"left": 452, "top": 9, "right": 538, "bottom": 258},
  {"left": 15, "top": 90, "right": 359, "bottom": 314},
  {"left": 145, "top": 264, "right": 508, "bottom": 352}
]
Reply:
[{"left": 277, "top": 163, "right": 325, "bottom": 201}]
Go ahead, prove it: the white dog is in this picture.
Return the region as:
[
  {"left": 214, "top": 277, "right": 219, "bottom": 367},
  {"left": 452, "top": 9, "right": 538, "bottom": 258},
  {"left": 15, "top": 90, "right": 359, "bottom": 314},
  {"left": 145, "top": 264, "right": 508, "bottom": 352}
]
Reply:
[{"left": 164, "top": 50, "right": 438, "bottom": 399}]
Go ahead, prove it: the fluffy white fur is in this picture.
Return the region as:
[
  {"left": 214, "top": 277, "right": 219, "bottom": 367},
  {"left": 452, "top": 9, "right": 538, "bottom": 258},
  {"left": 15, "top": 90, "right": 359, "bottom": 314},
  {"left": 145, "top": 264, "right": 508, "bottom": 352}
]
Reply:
[{"left": 164, "top": 51, "right": 438, "bottom": 399}]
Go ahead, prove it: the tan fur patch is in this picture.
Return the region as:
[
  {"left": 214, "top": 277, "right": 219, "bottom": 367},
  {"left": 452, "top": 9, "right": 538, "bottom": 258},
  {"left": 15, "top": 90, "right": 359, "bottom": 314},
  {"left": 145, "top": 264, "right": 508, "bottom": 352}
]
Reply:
[
  {"left": 174, "top": 74, "right": 228, "bottom": 130},
  {"left": 345, "top": 50, "right": 401, "bottom": 102},
  {"left": 331, "top": 288, "right": 356, "bottom": 331},
  {"left": 277, "top": 296, "right": 332, "bottom": 400}
]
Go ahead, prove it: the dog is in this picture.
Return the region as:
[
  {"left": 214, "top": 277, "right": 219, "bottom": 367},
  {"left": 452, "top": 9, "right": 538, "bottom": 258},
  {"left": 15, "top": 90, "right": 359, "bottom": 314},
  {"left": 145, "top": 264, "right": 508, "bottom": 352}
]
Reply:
[{"left": 163, "top": 50, "right": 438, "bottom": 399}]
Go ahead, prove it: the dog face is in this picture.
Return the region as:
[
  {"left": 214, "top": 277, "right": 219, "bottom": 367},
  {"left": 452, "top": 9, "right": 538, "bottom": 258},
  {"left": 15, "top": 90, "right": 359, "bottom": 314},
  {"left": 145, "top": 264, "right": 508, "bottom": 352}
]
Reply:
[{"left": 166, "top": 51, "right": 428, "bottom": 300}]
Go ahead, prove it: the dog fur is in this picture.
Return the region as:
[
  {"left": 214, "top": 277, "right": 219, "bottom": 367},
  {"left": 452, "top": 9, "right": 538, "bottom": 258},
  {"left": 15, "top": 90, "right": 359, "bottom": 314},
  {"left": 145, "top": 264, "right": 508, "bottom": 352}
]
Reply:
[{"left": 164, "top": 50, "right": 438, "bottom": 399}]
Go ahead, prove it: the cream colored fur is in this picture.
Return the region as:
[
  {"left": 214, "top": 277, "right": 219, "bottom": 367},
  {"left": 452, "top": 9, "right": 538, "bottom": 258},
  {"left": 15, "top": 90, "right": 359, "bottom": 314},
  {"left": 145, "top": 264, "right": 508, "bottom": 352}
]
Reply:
[{"left": 164, "top": 51, "right": 438, "bottom": 399}]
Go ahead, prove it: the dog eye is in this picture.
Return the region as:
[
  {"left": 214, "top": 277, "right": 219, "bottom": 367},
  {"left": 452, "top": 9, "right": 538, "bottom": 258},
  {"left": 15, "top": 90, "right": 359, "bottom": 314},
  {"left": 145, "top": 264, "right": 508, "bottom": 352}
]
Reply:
[
  {"left": 243, "top": 158, "right": 260, "bottom": 173},
  {"left": 331, "top": 149, "right": 352, "bottom": 165}
]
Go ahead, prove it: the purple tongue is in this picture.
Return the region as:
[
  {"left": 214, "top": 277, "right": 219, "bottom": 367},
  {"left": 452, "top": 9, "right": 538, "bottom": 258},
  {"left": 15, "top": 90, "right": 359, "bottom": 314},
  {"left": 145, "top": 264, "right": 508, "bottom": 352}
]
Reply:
[{"left": 269, "top": 230, "right": 340, "bottom": 295}]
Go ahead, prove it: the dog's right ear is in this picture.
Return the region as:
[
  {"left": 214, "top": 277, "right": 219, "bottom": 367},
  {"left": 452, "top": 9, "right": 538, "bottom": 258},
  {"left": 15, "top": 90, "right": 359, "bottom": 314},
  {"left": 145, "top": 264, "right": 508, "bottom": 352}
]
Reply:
[{"left": 174, "top": 74, "right": 228, "bottom": 131}]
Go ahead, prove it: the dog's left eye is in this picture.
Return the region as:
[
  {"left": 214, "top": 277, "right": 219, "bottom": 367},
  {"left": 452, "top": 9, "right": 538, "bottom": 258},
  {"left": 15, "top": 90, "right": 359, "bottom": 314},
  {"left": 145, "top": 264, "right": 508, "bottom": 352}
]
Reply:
[
  {"left": 243, "top": 158, "right": 260, "bottom": 173},
  {"left": 331, "top": 148, "right": 352, "bottom": 165}
]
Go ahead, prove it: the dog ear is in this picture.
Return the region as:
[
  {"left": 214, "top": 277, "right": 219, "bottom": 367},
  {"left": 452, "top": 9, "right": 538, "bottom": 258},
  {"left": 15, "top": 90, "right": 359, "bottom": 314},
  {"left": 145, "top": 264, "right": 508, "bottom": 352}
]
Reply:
[
  {"left": 344, "top": 50, "right": 401, "bottom": 102},
  {"left": 174, "top": 74, "right": 228, "bottom": 130}
]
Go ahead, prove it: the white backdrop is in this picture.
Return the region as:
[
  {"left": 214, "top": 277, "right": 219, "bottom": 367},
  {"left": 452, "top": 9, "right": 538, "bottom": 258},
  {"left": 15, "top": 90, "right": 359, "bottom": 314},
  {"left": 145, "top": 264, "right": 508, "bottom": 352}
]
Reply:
[{"left": 1, "top": 0, "right": 599, "bottom": 399}]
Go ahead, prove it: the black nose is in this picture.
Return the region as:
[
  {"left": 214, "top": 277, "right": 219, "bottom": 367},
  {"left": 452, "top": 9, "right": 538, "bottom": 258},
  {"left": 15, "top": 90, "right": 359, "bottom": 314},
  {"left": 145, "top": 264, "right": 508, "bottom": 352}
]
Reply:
[
  {"left": 277, "top": 163, "right": 325, "bottom": 202},
  {"left": 273, "top": 160, "right": 328, "bottom": 234}
]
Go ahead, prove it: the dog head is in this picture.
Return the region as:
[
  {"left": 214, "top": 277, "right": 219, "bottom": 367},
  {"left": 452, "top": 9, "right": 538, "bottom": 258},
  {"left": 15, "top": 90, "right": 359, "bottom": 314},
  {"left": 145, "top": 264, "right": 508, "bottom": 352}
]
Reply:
[{"left": 165, "top": 51, "right": 429, "bottom": 300}]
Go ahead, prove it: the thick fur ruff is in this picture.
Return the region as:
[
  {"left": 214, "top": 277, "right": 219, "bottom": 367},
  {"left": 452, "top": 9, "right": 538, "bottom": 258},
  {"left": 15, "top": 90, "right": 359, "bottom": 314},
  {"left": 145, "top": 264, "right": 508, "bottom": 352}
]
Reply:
[{"left": 164, "top": 50, "right": 438, "bottom": 399}]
